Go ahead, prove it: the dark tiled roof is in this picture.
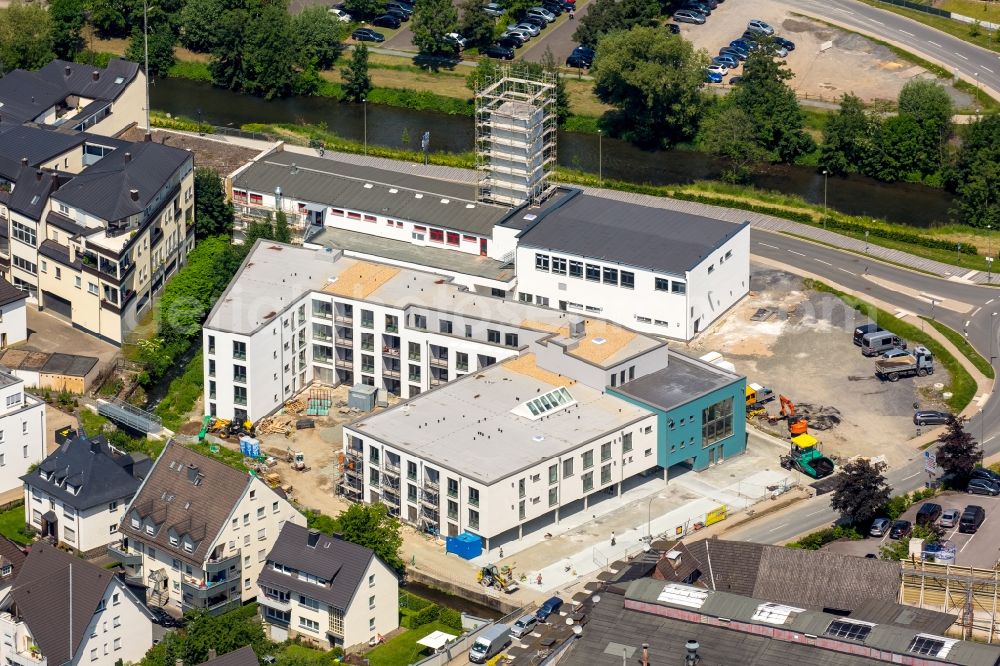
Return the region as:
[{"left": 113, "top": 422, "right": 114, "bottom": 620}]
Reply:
[
  {"left": 684, "top": 539, "right": 901, "bottom": 612},
  {"left": 199, "top": 646, "right": 258, "bottom": 666},
  {"left": 38, "top": 239, "right": 82, "bottom": 269},
  {"left": 40, "top": 353, "right": 98, "bottom": 377},
  {"left": 46, "top": 210, "right": 91, "bottom": 237},
  {"left": 518, "top": 190, "right": 748, "bottom": 275},
  {"left": 259, "top": 522, "right": 382, "bottom": 611},
  {"left": 52, "top": 141, "right": 190, "bottom": 222},
  {"left": 0, "top": 279, "right": 27, "bottom": 308},
  {"left": 8, "top": 166, "right": 59, "bottom": 219},
  {"left": 10, "top": 544, "right": 117, "bottom": 666},
  {"left": 23, "top": 432, "right": 143, "bottom": 510},
  {"left": 850, "top": 599, "right": 956, "bottom": 635},
  {"left": 0, "top": 536, "right": 26, "bottom": 583},
  {"left": 0, "top": 125, "right": 87, "bottom": 167},
  {"left": 0, "top": 59, "right": 139, "bottom": 126},
  {"left": 121, "top": 441, "right": 251, "bottom": 565}
]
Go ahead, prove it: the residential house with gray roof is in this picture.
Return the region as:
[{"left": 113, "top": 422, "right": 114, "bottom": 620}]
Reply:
[
  {"left": 22, "top": 429, "right": 149, "bottom": 556},
  {"left": 0, "top": 543, "right": 153, "bottom": 666},
  {"left": 110, "top": 441, "right": 305, "bottom": 615},
  {"left": 257, "top": 522, "right": 398, "bottom": 650}
]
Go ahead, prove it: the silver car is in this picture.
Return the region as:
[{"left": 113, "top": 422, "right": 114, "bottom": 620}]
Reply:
[
  {"left": 747, "top": 19, "right": 774, "bottom": 35},
  {"left": 527, "top": 6, "right": 555, "bottom": 22},
  {"left": 939, "top": 509, "right": 960, "bottom": 528},
  {"left": 510, "top": 614, "right": 537, "bottom": 638},
  {"left": 673, "top": 9, "right": 706, "bottom": 24},
  {"left": 869, "top": 517, "right": 891, "bottom": 537},
  {"left": 514, "top": 22, "right": 541, "bottom": 36}
]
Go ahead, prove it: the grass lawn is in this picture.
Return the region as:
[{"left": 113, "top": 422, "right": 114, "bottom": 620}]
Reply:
[
  {"left": 937, "top": 0, "right": 1000, "bottom": 23},
  {"left": 277, "top": 644, "right": 342, "bottom": 665},
  {"left": 0, "top": 505, "right": 31, "bottom": 546},
  {"left": 365, "top": 622, "right": 458, "bottom": 666}
]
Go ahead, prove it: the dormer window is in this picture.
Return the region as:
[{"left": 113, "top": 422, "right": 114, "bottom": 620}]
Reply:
[
  {"left": 183, "top": 541, "right": 194, "bottom": 553},
  {"left": 145, "top": 523, "right": 155, "bottom": 535},
  {"left": 67, "top": 484, "right": 79, "bottom": 495},
  {"left": 130, "top": 513, "right": 140, "bottom": 529},
  {"left": 169, "top": 534, "right": 179, "bottom": 546},
  {"left": 1, "top": 565, "right": 10, "bottom": 576}
]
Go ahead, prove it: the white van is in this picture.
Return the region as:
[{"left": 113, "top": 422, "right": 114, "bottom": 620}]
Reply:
[{"left": 469, "top": 624, "right": 511, "bottom": 663}]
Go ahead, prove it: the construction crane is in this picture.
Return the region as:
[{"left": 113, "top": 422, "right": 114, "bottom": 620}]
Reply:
[{"left": 778, "top": 395, "right": 808, "bottom": 436}]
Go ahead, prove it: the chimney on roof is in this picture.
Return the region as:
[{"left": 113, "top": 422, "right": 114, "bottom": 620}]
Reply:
[
  {"left": 35, "top": 170, "right": 43, "bottom": 182},
  {"left": 129, "top": 189, "right": 139, "bottom": 202},
  {"left": 307, "top": 529, "right": 320, "bottom": 548},
  {"left": 569, "top": 318, "right": 586, "bottom": 339},
  {"left": 186, "top": 463, "right": 199, "bottom": 483},
  {"left": 90, "top": 440, "right": 102, "bottom": 454},
  {"left": 207, "top": 650, "right": 217, "bottom": 661},
  {"left": 665, "top": 550, "right": 682, "bottom": 570},
  {"left": 124, "top": 152, "right": 131, "bottom": 163},
  {"left": 20, "top": 158, "right": 27, "bottom": 166},
  {"left": 64, "top": 65, "right": 72, "bottom": 77},
  {"left": 641, "top": 642, "right": 649, "bottom": 666},
  {"left": 92, "top": 70, "right": 100, "bottom": 81},
  {"left": 684, "top": 640, "right": 700, "bottom": 665}
]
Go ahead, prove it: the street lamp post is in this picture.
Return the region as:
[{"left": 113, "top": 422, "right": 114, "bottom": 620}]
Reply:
[
  {"left": 143, "top": 0, "right": 150, "bottom": 135},
  {"left": 992, "top": 312, "right": 999, "bottom": 371},
  {"left": 362, "top": 97, "right": 367, "bottom": 156},
  {"left": 822, "top": 169, "right": 829, "bottom": 231},
  {"left": 646, "top": 495, "right": 656, "bottom": 542},
  {"left": 865, "top": 229, "right": 869, "bottom": 254},
  {"left": 598, "top": 129, "right": 603, "bottom": 185}
]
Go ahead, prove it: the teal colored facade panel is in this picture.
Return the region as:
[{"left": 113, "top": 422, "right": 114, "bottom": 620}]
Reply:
[{"left": 610, "top": 376, "right": 746, "bottom": 472}]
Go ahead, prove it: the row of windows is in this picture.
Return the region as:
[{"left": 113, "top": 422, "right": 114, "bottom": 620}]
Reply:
[
  {"left": 534, "top": 253, "right": 636, "bottom": 289},
  {"left": 653, "top": 277, "right": 686, "bottom": 294},
  {"left": 12, "top": 221, "right": 36, "bottom": 247}
]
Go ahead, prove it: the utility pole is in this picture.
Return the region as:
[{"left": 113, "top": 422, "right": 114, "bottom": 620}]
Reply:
[{"left": 143, "top": 0, "right": 151, "bottom": 137}]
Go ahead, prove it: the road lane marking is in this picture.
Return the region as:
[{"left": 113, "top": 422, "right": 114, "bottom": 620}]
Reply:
[
  {"left": 806, "top": 509, "right": 827, "bottom": 517},
  {"left": 956, "top": 52, "right": 969, "bottom": 60},
  {"left": 987, "top": 299, "right": 995, "bottom": 305},
  {"left": 815, "top": 259, "right": 832, "bottom": 266},
  {"left": 901, "top": 471, "right": 922, "bottom": 481},
  {"left": 984, "top": 66, "right": 995, "bottom": 73},
  {"left": 929, "top": 40, "right": 942, "bottom": 47},
  {"left": 838, "top": 267, "right": 853, "bottom": 274},
  {"left": 767, "top": 523, "right": 789, "bottom": 533},
  {"left": 788, "top": 250, "right": 806, "bottom": 257},
  {"left": 899, "top": 29, "right": 914, "bottom": 36},
  {"left": 960, "top": 515, "right": 988, "bottom": 553},
  {"left": 986, "top": 435, "right": 996, "bottom": 444},
  {"left": 973, "top": 307, "right": 982, "bottom": 316},
  {"left": 758, "top": 242, "right": 779, "bottom": 249},
  {"left": 870, "top": 18, "right": 883, "bottom": 24},
  {"left": 966, "top": 320, "right": 971, "bottom": 328}
]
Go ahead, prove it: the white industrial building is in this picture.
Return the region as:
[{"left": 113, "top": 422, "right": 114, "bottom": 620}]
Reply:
[{"left": 226, "top": 149, "right": 749, "bottom": 342}]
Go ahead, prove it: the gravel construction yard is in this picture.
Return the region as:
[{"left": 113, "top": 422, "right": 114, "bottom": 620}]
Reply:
[
  {"left": 688, "top": 268, "right": 952, "bottom": 468},
  {"left": 676, "top": 0, "right": 973, "bottom": 106}
]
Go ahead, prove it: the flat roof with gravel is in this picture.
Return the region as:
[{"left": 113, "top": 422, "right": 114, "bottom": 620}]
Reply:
[{"left": 348, "top": 355, "right": 653, "bottom": 485}]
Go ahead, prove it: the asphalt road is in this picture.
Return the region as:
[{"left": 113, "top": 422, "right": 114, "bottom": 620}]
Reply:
[
  {"left": 789, "top": 0, "right": 1000, "bottom": 99},
  {"left": 729, "top": 228, "right": 1000, "bottom": 544}
]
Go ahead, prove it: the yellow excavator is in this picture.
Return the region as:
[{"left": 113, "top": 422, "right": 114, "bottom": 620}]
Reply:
[{"left": 477, "top": 564, "right": 519, "bottom": 593}]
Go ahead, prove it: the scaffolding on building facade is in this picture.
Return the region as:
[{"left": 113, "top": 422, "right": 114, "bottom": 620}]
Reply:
[
  {"left": 900, "top": 559, "right": 1000, "bottom": 642},
  {"left": 474, "top": 67, "right": 557, "bottom": 207}
]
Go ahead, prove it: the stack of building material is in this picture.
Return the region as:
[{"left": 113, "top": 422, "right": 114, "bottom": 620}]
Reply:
[{"left": 284, "top": 398, "right": 306, "bottom": 414}]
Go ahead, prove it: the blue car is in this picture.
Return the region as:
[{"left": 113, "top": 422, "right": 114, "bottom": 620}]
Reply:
[
  {"left": 713, "top": 54, "right": 739, "bottom": 69},
  {"left": 774, "top": 36, "right": 795, "bottom": 51},
  {"left": 729, "top": 39, "right": 753, "bottom": 54},
  {"left": 705, "top": 70, "right": 723, "bottom": 83},
  {"left": 719, "top": 47, "right": 747, "bottom": 61},
  {"left": 535, "top": 596, "right": 564, "bottom": 622}
]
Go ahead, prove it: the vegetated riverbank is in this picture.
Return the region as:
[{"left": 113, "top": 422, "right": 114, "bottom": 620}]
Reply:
[{"left": 151, "top": 111, "right": 994, "bottom": 272}]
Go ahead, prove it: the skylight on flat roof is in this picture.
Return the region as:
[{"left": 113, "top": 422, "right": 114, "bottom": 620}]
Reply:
[
  {"left": 825, "top": 619, "right": 874, "bottom": 642},
  {"left": 656, "top": 584, "right": 708, "bottom": 609},
  {"left": 751, "top": 603, "right": 804, "bottom": 625},
  {"left": 114, "top": 76, "right": 125, "bottom": 84},
  {"left": 511, "top": 386, "right": 575, "bottom": 420}
]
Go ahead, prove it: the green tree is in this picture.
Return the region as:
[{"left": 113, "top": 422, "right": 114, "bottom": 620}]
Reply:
[
  {"left": 540, "top": 46, "right": 569, "bottom": 125},
  {"left": 345, "top": 0, "right": 383, "bottom": 20},
  {"left": 273, "top": 210, "right": 291, "bottom": 243},
  {"left": 241, "top": 4, "right": 301, "bottom": 99},
  {"left": 937, "top": 416, "right": 980, "bottom": 487},
  {"left": 178, "top": 0, "right": 228, "bottom": 52},
  {"left": 465, "top": 56, "right": 500, "bottom": 93},
  {"left": 48, "top": 0, "right": 86, "bottom": 60},
  {"left": 89, "top": 0, "right": 134, "bottom": 38},
  {"left": 412, "top": 0, "right": 459, "bottom": 55},
  {"left": 864, "top": 114, "right": 926, "bottom": 182},
  {"left": 342, "top": 43, "right": 372, "bottom": 102},
  {"left": 458, "top": 0, "right": 495, "bottom": 49},
  {"left": 948, "top": 114, "right": 1000, "bottom": 228},
  {"left": 337, "top": 503, "right": 404, "bottom": 572},
  {"left": 0, "top": 1, "right": 54, "bottom": 71},
  {"left": 591, "top": 26, "right": 707, "bottom": 147},
  {"left": 159, "top": 236, "right": 235, "bottom": 340},
  {"left": 729, "top": 49, "right": 814, "bottom": 162},
  {"left": 898, "top": 79, "right": 952, "bottom": 143},
  {"left": 830, "top": 458, "right": 892, "bottom": 525},
  {"left": 879, "top": 523, "right": 938, "bottom": 561},
  {"left": 292, "top": 6, "right": 346, "bottom": 70},
  {"left": 208, "top": 8, "right": 249, "bottom": 91},
  {"left": 698, "top": 106, "right": 767, "bottom": 183},
  {"left": 193, "top": 167, "right": 234, "bottom": 238},
  {"left": 125, "top": 22, "right": 176, "bottom": 79},
  {"left": 572, "top": 0, "right": 659, "bottom": 47},
  {"left": 820, "top": 93, "right": 877, "bottom": 176}
]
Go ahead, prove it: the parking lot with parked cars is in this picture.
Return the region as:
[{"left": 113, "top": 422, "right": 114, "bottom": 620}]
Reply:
[{"left": 829, "top": 488, "right": 1000, "bottom": 569}]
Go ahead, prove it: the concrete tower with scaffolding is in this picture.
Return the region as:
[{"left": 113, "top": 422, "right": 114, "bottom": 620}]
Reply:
[{"left": 475, "top": 66, "right": 557, "bottom": 207}]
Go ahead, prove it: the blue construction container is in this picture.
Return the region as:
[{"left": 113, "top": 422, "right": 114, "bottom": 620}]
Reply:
[{"left": 446, "top": 532, "right": 482, "bottom": 560}]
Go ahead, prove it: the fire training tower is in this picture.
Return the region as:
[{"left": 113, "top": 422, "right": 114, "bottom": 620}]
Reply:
[{"left": 475, "top": 67, "right": 557, "bottom": 207}]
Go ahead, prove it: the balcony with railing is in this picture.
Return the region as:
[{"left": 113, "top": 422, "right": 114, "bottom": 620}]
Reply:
[
  {"left": 383, "top": 366, "right": 401, "bottom": 379},
  {"left": 383, "top": 460, "right": 400, "bottom": 477},
  {"left": 334, "top": 307, "right": 353, "bottom": 324},
  {"left": 206, "top": 550, "right": 241, "bottom": 575},
  {"left": 107, "top": 541, "right": 142, "bottom": 567},
  {"left": 313, "top": 304, "right": 334, "bottom": 320},
  {"left": 335, "top": 357, "right": 353, "bottom": 369}
]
